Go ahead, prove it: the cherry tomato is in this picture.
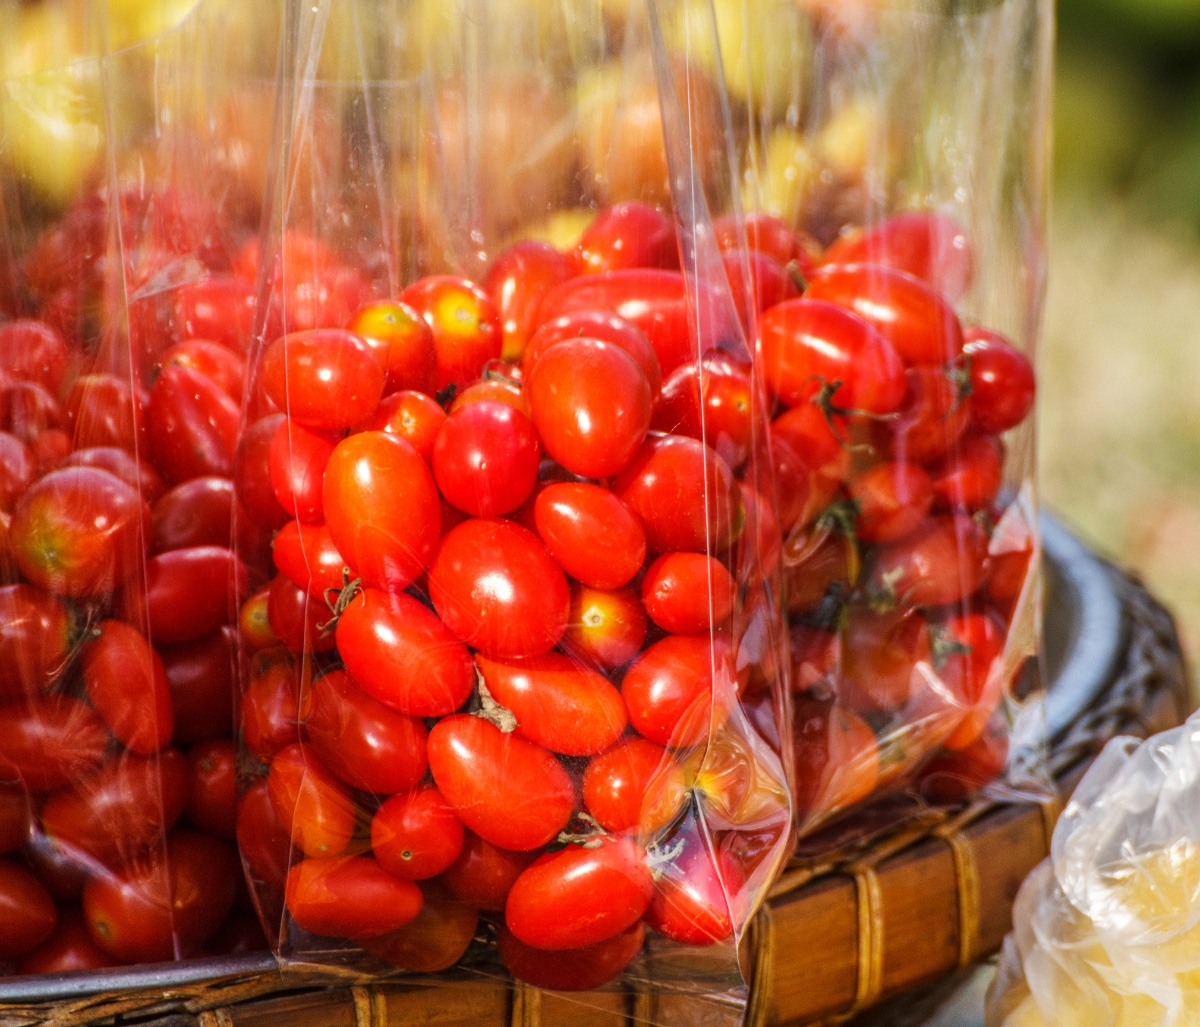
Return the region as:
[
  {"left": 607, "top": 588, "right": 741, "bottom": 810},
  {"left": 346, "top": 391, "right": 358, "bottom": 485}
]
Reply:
[
  {"left": 506, "top": 835, "right": 652, "bottom": 950},
  {"left": 561, "top": 583, "right": 649, "bottom": 672},
  {"left": 83, "top": 829, "right": 239, "bottom": 962},
  {"left": 0, "top": 858, "right": 57, "bottom": 959},
  {"left": 439, "top": 830, "right": 536, "bottom": 912},
  {"left": 573, "top": 202, "right": 678, "bottom": 275},
  {"left": 432, "top": 400, "right": 540, "bottom": 516},
  {"left": 640, "top": 552, "right": 736, "bottom": 634},
  {"left": 720, "top": 248, "right": 799, "bottom": 333},
  {"left": 582, "top": 738, "right": 687, "bottom": 834},
  {"left": 475, "top": 651, "right": 628, "bottom": 757},
  {"left": 882, "top": 365, "right": 972, "bottom": 465},
  {"left": 303, "top": 667, "right": 429, "bottom": 795},
  {"left": 0, "top": 784, "right": 31, "bottom": 855},
  {"left": 428, "top": 518, "right": 569, "bottom": 659},
  {"left": 780, "top": 520, "right": 859, "bottom": 618},
  {"left": 10, "top": 466, "right": 148, "bottom": 598},
  {"left": 159, "top": 339, "right": 247, "bottom": 402},
  {"left": 0, "top": 433, "right": 34, "bottom": 513},
  {"left": 15, "top": 907, "right": 118, "bottom": 974},
  {"left": 918, "top": 715, "right": 1009, "bottom": 803},
  {"left": 63, "top": 373, "right": 149, "bottom": 454},
  {"left": 150, "top": 476, "right": 234, "bottom": 553},
  {"left": 358, "top": 390, "right": 446, "bottom": 461},
  {"left": 238, "top": 584, "right": 278, "bottom": 651},
  {"left": 1, "top": 379, "right": 62, "bottom": 447},
  {"left": 268, "top": 418, "right": 338, "bottom": 524},
  {"left": 157, "top": 628, "right": 236, "bottom": 747},
  {"left": 934, "top": 612, "right": 1006, "bottom": 751},
  {"left": 621, "top": 634, "right": 737, "bottom": 748},
  {"left": 184, "top": 738, "right": 237, "bottom": 839},
  {"left": 930, "top": 434, "right": 1005, "bottom": 513},
  {"left": 237, "top": 779, "right": 291, "bottom": 896},
  {"left": 804, "top": 263, "right": 965, "bottom": 367},
  {"left": 264, "top": 562, "right": 330, "bottom": 648},
  {"left": 653, "top": 352, "right": 758, "bottom": 470},
  {"left": 961, "top": 328, "right": 1036, "bottom": 435},
  {"left": 266, "top": 743, "right": 360, "bottom": 858},
  {"left": 260, "top": 329, "right": 385, "bottom": 433},
  {"left": 272, "top": 520, "right": 349, "bottom": 600},
  {"left": 81, "top": 620, "right": 173, "bottom": 755},
  {"left": 644, "top": 816, "right": 739, "bottom": 946},
  {"left": 498, "top": 922, "right": 645, "bottom": 991},
  {"left": 348, "top": 299, "right": 438, "bottom": 395},
  {"left": 240, "top": 647, "right": 305, "bottom": 759},
  {"left": 533, "top": 482, "right": 647, "bottom": 590},
  {"left": 285, "top": 856, "right": 423, "bottom": 940},
  {"left": 837, "top": 607, "right": 932, "bottom": 713},
  {"left": 523, "top": 309, "right": 662, "bottom": 400},
  {"left": 59, "top": 448, "right": 166, "bottom": 506},
  {"left": 40, "top": 749, "right": 188, "bottom": 866},
  {"left": 0, "top": 320, "right": 69, "bottom": 393},
  {"left": 866, "top": 514, "right": 989, "bottom": 609},
  {"left": 847, "top": 460, "right": 934, "bottom": 544},
  {"left": 0, "top": 696, "right": 108, "bottom": 792},
  {"left": 244, "top": 235, "right": 373, "bottom": 336},
  {"left": 0, "top": 584, "right": 72, "bottom": 700},
  {"left": 336, "top": 587, "right": 475, "bottom": 718},
  {"left": 400, "top": 276, "right": 503, "bottom": 391},
  {"left": 371, "top": 786, "right": 465, "bottom": 881},
  {"left": 129, "top": 545, "right": 248, "bottom": 644},
  {"left": 169, "top": 275, "right": 257, "bottom": 353},
  {"left": 234, "top": 414, "right": 292, "bottom": 531},
  {"left": 322, "top": 431, "right": 441, "bottom": 594},
  {"left": 145, "top": 364, "right": 241, "bottom": 484},
  {"left": 360, "top": 881, "right": 478, "bottom": 972},
  {"left": 426, "top": 714, "right": 574, "bottom": 852},
  {"left": 28, "top": 429, "right": 72, "bottom": 475},
  {"left": 482, "top": 240, "right": 574, "bottom": 362},
  {"left": 792, "top": 694, "right": 880, "bottom": 818},
  {"left": 713, "top": 211, "right": 815, "bottom": 270}
]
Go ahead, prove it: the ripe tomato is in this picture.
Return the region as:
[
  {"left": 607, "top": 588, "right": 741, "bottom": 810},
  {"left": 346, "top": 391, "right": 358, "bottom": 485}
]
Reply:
[
  {"left": 0, "top": 433, "right": 34, "bottom": 513},
  {"left": 621, "top": 634, "right": 737, "bottom": 748},
  {"left": 881, "top": 365, "right": 972, "bottom": 465},
  {"left": 360, "top": 881, "right": 478, "bottom": 973},
  {"left": 267, "top": 419, "right": 338, "bottom": 524},
  {"left": 146, "top": 364, "right": 241, "bottom": 484},
  {"left": 0, "top": 320, "right": 69, "bottom": 393},
  {"left": 150, "top": 476, "right": 234, "bottom": 553},
  {"left": 846, "top": 460, "right": 934, "bottom": 544},
  {"left": 0, "top": 858, "right": 57, "bottom": 960},
  {"left": 0, "top": 696, "right": 108, "bottom": 792},
  {"left": 63, "top": 373, "right": 149, "bottom": 454},
  {"left": 160, "top": 628, "right": 236, "bottom": 747},
  {"left": 930, "top": 434, "right": 1005, "bottom": 513},
  {"left": 400, "top": 276, "right": 503, "bottom": 390},
  {"left": 506, "top": 835, "right": 653, "bottom": 950},
  {"left": 961, "top": 328, "right": 1036, "bottom": 435},
  {"left": 236, "top": 779, "right": 291, "bottom": 896},
  {"left": 475, "top": 651, "right": 628, "bottom": 757},
  {"left": 60, "top": 447, "right": 167, "bottom": 506},
  {"left": 83, "top": 829, "right": 239, "bottom": 962},
  {"left": 15, "top": 907, "right": 118, "bottom": 974},
  {"left": 934, "top": 612, "right": 1006, "bottom": 751},
  {"left": 918, "top": 715, "right": 1009, "bottom": 803},
  {"left": 644, "top": 818, "right": 739, "bottom": 946},
  {"left": 285, "top": 856, "right": 423, "bottom": 940},
  {"left": 439, "top": 830, "right": 536, "bottom": 912},
  {"left": 244, "top": 235, "right": 372, "bottom": 336},
  {"left": 322, "top": 431, "right": 441, "bottom": 594},
  {"left": 1, "top": 379, "right": 62, "bottom": 447},
  {"left": 358, "top": 390, "right": 446, "bottom": 462},
  {"left": 614, "top": 434, "right": 743, "bottom": 554},
  {"left": 184, "top": 738, "right": 237, "bottom": 839},
  {"left": 158, "top": 339, "right": 247, "bottom": 402},
  {"left": 582, "top": 738, "right": 687, "bottom": 834},
  {"left": 302, "top": 667, "right": 429, "bottom": 795},
  {"left": 561, "top": 583, "right": 648, "bottom": 672},
  {"left": 431, "top": 400, "right": 540, "bottom": 517},
  {"left": 759, "top": 298, "right": 906, "bottom": 414},
  {"left": 0, "top": 584, "right": 72, "bottom": 700},
  {"left": 837, "top": 607, "right": 932, "bottom": 714},
  {"left": 272, "top": 520, "right": 349, "bottom": 600},
  {"left": 130, "top": 546, "right": 248, "bottom": 644},
  {"left": 40, "top": 749, "right": 188, "bottom": 866},
  {"left": 335, "top": 587, "right": 475, "bottom": 718},
  {"left": 780, "top": 521, "right": 859, "bottom": 618},
  {"left": 793, "top": 694, "right": 880, "bottom": 819},
  {"left": 652, "top": 353, "right": 757, "bottom": 470},
  {"left": 81, "top": 620, "right": 173, "bottom": 755},
  {"left": 428, "top": 518, "right": 569, "bottom": 659},
  {"left": 240, "top": 647, "right": 305, "bottom": 760},
  {"left": 482, "top": 240, "right": 573, "bottom": 362},
  {"left": 260, "top": 329, "right": 385, "bottom": 433},
  {"left": 533, "top": 482, "right": 646, "bottom": 590},
  {"left": 234, "top": 414, "right": 291, "bottom": 531},
  {"left": 720, "top": 248, "right": 799, "bottom": 333},
  {"left": 168, "top": 275, "right": 257, "bottom": 353},
  {"left": 804, "top": 264, "right": 965, "bottom": 367},
  {"left": 573, "top": 202, "right": 678, "bottom": 275},
  {"left": 866, "top": 514, "right": 989, "bottom": 609},
  {"left": 426, "top": 714, "right": 574, "bottom": 852},
  {"left": 523, "top": 309, "right": 662, "bottom": 400},
  {"left": 713, "top": 211, "right": 814, "bottom": 269},
  {"left": 371, "top": 786, "right": 465, "bottom": 881},
  {"left": 640, "top": 552, "right": 736, "bottom": 635},
  {"left": 347, "top": 299, "right": 438, "bottom": 395},
  {"left": 10, "top": 466, "right": 148, "bottom": 598},
  {"left": 498, "top": 922, "right": 645, "bottom": 991},
  {"left": 0, "top": 784, "right": 31, "bottom": 855},
  {"left": 267, "top": 742, "right": 363, "bottom": 859}
]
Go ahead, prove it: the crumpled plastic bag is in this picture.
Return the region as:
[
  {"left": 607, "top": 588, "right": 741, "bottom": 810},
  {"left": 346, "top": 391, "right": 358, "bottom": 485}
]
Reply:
[{"left": 986, "top": 707, "right": 1200, "bottom": 1026}]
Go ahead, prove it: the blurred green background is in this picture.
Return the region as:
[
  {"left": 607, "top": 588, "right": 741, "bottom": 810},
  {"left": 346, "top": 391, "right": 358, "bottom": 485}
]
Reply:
[{"left": 1044, "top": 0, "right": 1200, "bottom": 684}]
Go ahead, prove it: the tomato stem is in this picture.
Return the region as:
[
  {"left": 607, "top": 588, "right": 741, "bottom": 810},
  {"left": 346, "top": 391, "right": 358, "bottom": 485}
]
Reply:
[{"left": 317, "top": 570, "right": 360, "bottom": 634}]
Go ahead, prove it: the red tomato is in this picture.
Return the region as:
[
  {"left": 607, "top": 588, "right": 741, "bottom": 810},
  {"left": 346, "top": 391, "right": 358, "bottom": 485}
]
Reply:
[
  {"left": 533, "top": 482, "right": 647, "bottom": 590},
  {"left": 322, "top": 431, "right": 441, "bottom": 594},
  {"left": 400, "top": 276, "right": 503, "bottom": 391},
  {"left": 523, "top": 309, "right": 662, "bottom": 400},
  {"left": 652, "top": 353, "right": 758, "bottom": 471},
  {"left": 236, "top": 779, "right": 291, "bottom": 895},
  {"left": 439, "top": 830, "right": 536, "bottom": 912},
  {"left": 432, "top": 400, "right": 540, "bottom": 516},
  {"left": 81, "top": 620, "right": 173, "bottom": 754},
  {"left": 272, "top": 520, "right": 349, "bottom": 600},
  {"left": 240, "top": 647, "right": 305, "bottom": 759},
  {"left": 1, "top": 379, "right": 62, "bottom": 447},
  {"left": 962, "top": 328, "right": 1036, "bottom": 435},
  {"left": 621, "top": 634, "right": 737, "bottom": 748},
  {"left": 428, "top": 518, "right": 569, "bottom": 659},
  {"left": 720, "top": 248, "right": 799, "bottom": 333},
  {"left": 285, "top": 856, "right": 423, "bottom": 940},
  {"left": 185, "top": 738, "right": 237, "bottom": 839},
  {"left": 267, "top": 418, "right": 338, "bottom": 524},
  {"left": 498, "top": 922, "right": 645, "bottom": 991},
  {"left": 266, "top": 571, "right": 337, "bottom": 654},
  {"left": 934, "top": 612, "right": 1007, "bottom": 751},
  {"left": 260, "top": 329, "right": 385, "bottom": 432},
  {"left": 713, "top": 211, "right": 814, "bottom": 269},
  {"left": 15, "top": 907, "right": 118, "bottom": 974},
  {"left": 0, "top": 858, "right": 57, "bottom": 959},
  {"left": 582, "top": 738, "right": 686, "bottom": 834},
  {"left": 613, "top": 434, "right": 743, "bottom": 554},
  {"left": 847, "top": 460, "right": 934, "bottom": 544},
  {"left": 347, "top": 299, "right": 438, "bottom": 395},
  {"left": 506, "top": 835, "right": 652, "bottom": 950},
  {"left": 644, "top": 821, "right": 739, "bottom": 945},
  {"left": 159, "top": 339, "right": 247, "bottom": 402},
  {"left": 169, "top": 275, "right": 257, "bottom": 353},
  {"left": 837, "top": 607, "right": 932, "bottom": 713},
  {"left": 359, "top": 881, "right": 478, "bottom": 972},
  {"left": 358, "top": 390, "right": 446, "bottom": 461},
  {"left": 131, "top": 545, "right": 248, "bottom": 644},
  {"left": 475, "top": 651, "right": 628, "bottom": 757},
  {"left": 793, "top": 694, "right": 880, "bottom": 818},
  {"left": 804, "top": 263, "right": 965, "bottom": 367},
  {"left": 83, "top": 829, "right": 239, "bottom": 962},
  {"left": 930, "top": 434, "right": 1005, "bottom": 513},
  {"left": 866, "top": 514, "right": 989, "bottom": 609},
  {"left": 371, "top": 786, "right": 465, "bottom": 881},
  {"left": 426, "top": 715, "right": 574, "bottom": 852},
  {"left": 482, "top": 240, "right": 574, "bottom": 362},
  {"left": 561, "top": 583, "right": 649, "bottom": 672},
  {"left": 159, "top": 628, "right": 236, "bottom": 746},
  {"left": 62, "top": 373, "right": 149, "bottom": 454},
  {"left": 40, "top": 749, "right": 188, "bottom": 866},
  {"left": 147, "top": 364, "right": 240, "bottom": 484},
  {"left": 0, "top": 784, "right": 31, "bottom": 854},
  {"left": 759, "top": 298, "right": 906, "bottom": 414},
  {"left": 28, "top": 429, "right": 72, "bottom": 475},
  {"left": 245, "top": 235, "right": 373, "bottom": 336},
  {"left": 780, "top": 522, "right": 859, "bottom": 618},
  {"left": 303, "top": 667, "right": 429, "bottom": 795},
  {"left": 266, "top": 743, "right": 360, "bottom": 858},
  {"left": 0, "top": 696, "right": 108, "bottom": 792},
  {"left": 640, "top": 552, "right": 736, "bottom": 634},
  {"left": 10, "top": 466, "right": 148, "bottom": 598},
  {"left": 60, "top": 447, "right": 167, "bottom": 506},
  {"left": 919, "top": 715, "right": 1009, "bottom": 803},
  {"left": 335, "top": 587, "right": 475, "bottom": 718},
  {"left": 0, "top": 433, "right": 34, "bottom": 512},
  {"left": 447, "top": 376, "right": 530, "bottom": 416},
  {"left": 238, "top": 584, "right": 277, "bottom": 651},
  {"left": 0, "top": 320, "right": 69, "bottom": 393},
  {"left": 150, "top": 476, "right": 234, "bottom": 553},
  {"left": 0, "top": 584, "right": 72, "bottom": 699},
  {"left": 573, "top": 202, "right": 678, "bottom": 275},
  {"left": 882, "top": 365, "right": 972, "bottom": 465},
  {"left": 234, "top": 414, "right": 291, "bottom": 531}
]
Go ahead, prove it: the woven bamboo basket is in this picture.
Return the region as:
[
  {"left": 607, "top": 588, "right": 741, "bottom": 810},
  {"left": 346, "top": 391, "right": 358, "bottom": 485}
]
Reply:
[{"left": 0, "top": 517, "right": 1191, "bottom": 1027}]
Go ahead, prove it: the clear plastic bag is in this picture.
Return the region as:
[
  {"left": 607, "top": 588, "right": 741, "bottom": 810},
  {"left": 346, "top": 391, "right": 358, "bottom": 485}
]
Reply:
[
  {"left": 0, "top": 0, "right": 277, "bottom": 972},
  {"left": 987, "top": 709, "right": 1200, "bottom": 1026}
]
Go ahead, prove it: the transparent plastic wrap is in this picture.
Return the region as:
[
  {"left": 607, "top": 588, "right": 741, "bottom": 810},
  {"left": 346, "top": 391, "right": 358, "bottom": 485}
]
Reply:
[
  {"left": 0, "top": 0, "right": 278, "bottom": 973},
  {"left": 231, "top": 0, "right": 792, "bottom": 1020},
  {"left": 987, "top": 709, "right": 1200, "bottom": 1027},
  {"left": 715, "top": 0, "right": 1054, "bottom": 833}
]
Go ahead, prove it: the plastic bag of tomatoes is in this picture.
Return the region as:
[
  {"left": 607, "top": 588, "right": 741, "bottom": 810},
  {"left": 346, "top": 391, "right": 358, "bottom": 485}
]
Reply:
[
  {"left": 230, "top": 0, "right": 793, "bottom": 1018},
  {"left": 0, "top": 0, "right": 287, "bottom": 973}
]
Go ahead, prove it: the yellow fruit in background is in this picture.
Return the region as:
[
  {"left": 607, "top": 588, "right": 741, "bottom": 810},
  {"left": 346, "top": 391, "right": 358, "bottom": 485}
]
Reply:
[
  {"left": 104, "top": 0, "right": 199, "bottom": 51},
  {"left": 1003, "top": 995, "right": 1048, "bottom": 1027},
  {"left": 511, "top": 208, "right": 593, "bottom": 252},
  {"left": 751, "top": 127, "right": 819, "bottom": 222}
]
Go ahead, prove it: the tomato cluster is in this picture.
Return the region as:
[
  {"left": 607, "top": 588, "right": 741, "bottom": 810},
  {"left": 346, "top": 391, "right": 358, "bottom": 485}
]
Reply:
[{"left": 0, "top": 187, "right": 268, "bottom": 972}]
